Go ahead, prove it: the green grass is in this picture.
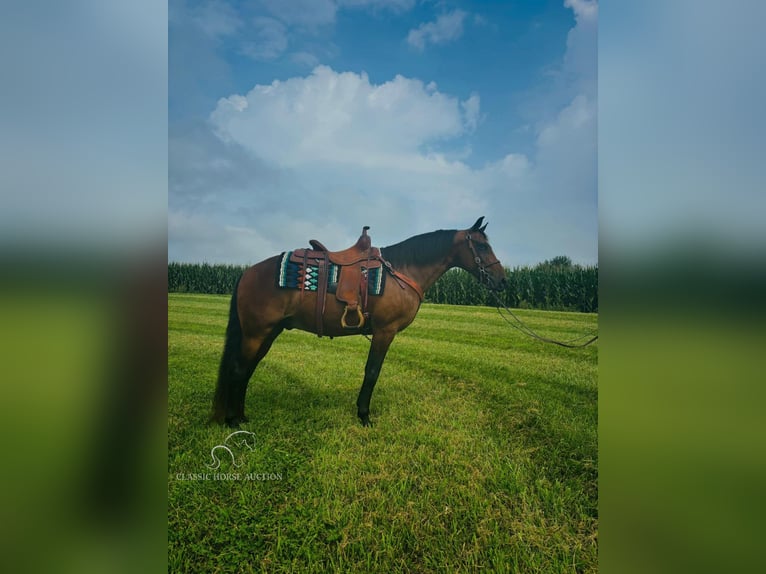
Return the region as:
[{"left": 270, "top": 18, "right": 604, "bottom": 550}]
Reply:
[{"left": 168, "top": 294, "right": 598, "bottom": 573}]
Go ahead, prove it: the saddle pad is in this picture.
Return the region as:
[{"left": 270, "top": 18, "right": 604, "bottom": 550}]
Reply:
[{"left": 276, "top": 251, "right": 385, "bottom": 295}]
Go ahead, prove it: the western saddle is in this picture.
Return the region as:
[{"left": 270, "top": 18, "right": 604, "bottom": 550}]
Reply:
[{"left": 289, "top": 226, "right": 383, "bottom": 336}]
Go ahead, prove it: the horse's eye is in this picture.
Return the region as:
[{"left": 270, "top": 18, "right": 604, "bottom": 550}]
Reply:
[{"left": 477, "top": 243, "right": 488, "bottom": 251}]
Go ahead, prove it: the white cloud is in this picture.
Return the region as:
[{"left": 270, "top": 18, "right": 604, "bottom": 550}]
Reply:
[
  {"left": 563, "top": 0, "right": 597, "bottom": 98},
  {"left": 407, "top": 10, "right": 467, "bottom": 51},
  {"left": 170, "top": 67, "right": 487, "bottom": 263},
  {"left": 241, "top": 17, "right": 287, "bottom": 61},
  {"left": 484, "top": 1, "right": 597, "bottom": 264},
  {"left": 169, "top": 2, "right": 598, "bottom": 266},
  {"left": 537, "top": 94, "right": 594, "bottom": 148},
  {"left": 211, "top": 65, "right": 473, "bottom": 168},
  {"left": 169, "top": 210, "right": 284, "bottom": 264},
  {"left": 564, "top": 0, "right": 598, "bottom": 21},
  {"left": 485, "top": 153, "right": 531, "bottom": 179}
]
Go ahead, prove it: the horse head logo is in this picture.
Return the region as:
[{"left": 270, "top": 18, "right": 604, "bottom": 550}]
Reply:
[{"left": 206, "top": 430, "right": 256, "bottom": 470}]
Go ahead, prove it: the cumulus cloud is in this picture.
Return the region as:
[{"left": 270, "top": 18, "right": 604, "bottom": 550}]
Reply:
[
  {"left": 169, "top": 1, "right": 598, "bottom": 266},
  {"left": 407, "top": 10, "right": 467, "bottom": 51},
  {"left": 210, "top": 65, "right": 475, "bottom": 168},
  {"left": 170, "top": 67, "right": 487, "bottom": 263}
]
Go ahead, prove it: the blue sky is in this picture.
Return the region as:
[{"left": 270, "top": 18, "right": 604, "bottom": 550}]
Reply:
[{"left": 169, "top": 0, "right": 597, "bottom": 266}]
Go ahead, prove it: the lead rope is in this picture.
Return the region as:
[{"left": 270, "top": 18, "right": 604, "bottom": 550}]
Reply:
[
  {"left": 466, "top": 233, "right": 598, "bottom": 349},
  {"left": 487, "top": 288, "right": 598, "bottom": 348}
]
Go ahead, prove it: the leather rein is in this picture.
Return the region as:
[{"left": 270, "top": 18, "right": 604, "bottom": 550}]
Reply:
[{"left": 465, "top": 232, "right": 599, "bottom": 349}]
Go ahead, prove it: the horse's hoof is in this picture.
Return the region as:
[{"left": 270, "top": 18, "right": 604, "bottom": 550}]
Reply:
[
  {"left": 359, "top": 415, "right": 373, "bottom": 427},
  {"left": 225, "top": 417, "right": 243, "bottom": 428}
]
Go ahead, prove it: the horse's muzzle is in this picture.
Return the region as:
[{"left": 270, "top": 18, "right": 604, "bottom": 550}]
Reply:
[{"left": 487, "top": 276, "right": 508, "bottom": 292}]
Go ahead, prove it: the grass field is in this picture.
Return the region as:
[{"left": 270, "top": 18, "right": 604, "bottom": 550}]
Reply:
[{"left": 168, "top": 293, "right": 598, "bottom": 573}]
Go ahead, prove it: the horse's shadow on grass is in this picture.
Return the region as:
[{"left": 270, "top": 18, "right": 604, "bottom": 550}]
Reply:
[
  {"left": 171, "top": 360, "right": 356, "bottom": 443},
  {"left": 167, "top": 363, "right": 359, "bottom": 472},
  {"left": 239, "top": 362, "right": 358, "bottom": 431}
]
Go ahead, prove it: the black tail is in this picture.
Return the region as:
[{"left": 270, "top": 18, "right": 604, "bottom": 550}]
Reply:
[{"left": 210, "top": 276, "right": 243, "bottom": 423}]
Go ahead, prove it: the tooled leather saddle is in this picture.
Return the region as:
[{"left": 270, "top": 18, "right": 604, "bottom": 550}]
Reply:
[
  {"left": 288, "top": 226, "right": 423, "bottom": 337},
  {"left": 289, "top": 226, "right": 380, "bottom": 336}
]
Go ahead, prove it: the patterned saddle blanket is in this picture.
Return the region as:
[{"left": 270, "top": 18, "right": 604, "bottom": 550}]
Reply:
[{"left": 276, "top": 250, "right": 385, "bottom": 296}]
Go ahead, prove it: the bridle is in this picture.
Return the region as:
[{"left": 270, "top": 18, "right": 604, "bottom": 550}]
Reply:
[
  {"left": 465, "top": 231, "right": 598, "bottom": 348},
  {"left": 465, "top": 232, "right": 502, "bottom": 289}
]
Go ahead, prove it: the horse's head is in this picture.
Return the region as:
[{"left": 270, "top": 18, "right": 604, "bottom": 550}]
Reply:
[{"left": 454, "top": 217, "right": 507, "bottom": 291}]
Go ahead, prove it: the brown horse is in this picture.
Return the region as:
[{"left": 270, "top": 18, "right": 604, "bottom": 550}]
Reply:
[{"left": 211, "top": 217, "right": 507, "bottom": 427}]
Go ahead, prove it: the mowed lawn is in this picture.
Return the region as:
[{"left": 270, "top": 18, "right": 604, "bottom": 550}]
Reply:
[{"left": 168, "top": 293, "right": 598, "bottom": 573}]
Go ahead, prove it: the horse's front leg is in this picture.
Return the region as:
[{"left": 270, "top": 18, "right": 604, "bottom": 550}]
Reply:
[{"left": 357, "top": 330, "right": 396, "bottom": 427}]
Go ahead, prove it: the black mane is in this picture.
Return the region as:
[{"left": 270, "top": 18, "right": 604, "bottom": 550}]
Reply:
[{"left": 380, "top": 229, "right": 458, "bottom": 268}]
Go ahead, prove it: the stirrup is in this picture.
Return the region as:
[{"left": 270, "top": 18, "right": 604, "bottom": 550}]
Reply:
[{"left": 340, "top": 306, "right": 365, "bottom": 329}]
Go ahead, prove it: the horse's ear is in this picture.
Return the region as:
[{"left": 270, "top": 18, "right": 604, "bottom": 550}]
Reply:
[
  {"left": 470, "top": 216, "right": 485, "bottom": 231},
  {"left": 479, "top": 222, "right": 488, "bottom": 233}
]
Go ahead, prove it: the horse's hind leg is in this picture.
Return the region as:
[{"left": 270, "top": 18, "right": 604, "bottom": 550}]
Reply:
[
  {"left": 212, "top": 322, "right": 283, "bottom": 428},
  {"left": 228, "top": 326, "right": 284, "bottom": 425},
  {"left": 222, "top": 325, "right": 284, "bottom": 428}
]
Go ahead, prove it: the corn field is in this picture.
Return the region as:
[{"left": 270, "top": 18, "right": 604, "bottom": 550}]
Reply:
[
  {"left": 167, "top": 262, "right": 246, "bottom": 296},
  {"left": 428, "top": 266, "right": 598, "bottom": 312},
  {"left": 168, "top": 258, "right": 597, "bottom": 313}
]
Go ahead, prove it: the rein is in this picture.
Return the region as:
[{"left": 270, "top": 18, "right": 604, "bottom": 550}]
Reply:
[
  {"left": 489, "top": 290, "right": 598, "bottom": 348},
  {"left": 466, "top": 233, "right": 599, "bottom": 349}
]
